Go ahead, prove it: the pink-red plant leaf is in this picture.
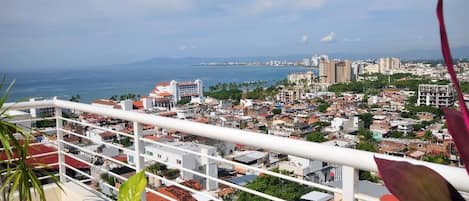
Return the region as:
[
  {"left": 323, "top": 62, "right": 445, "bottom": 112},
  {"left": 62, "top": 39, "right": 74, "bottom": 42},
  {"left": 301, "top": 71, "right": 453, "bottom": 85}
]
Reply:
[
  {"left": 437, "top": 0, "right": 469, "bottom": 125},
  {"left": 444, "top": 108, "right": 469, "bottom": 173},
  {"left": 374, "top": 157, "right": 464, "bottom": 201},
  {"left": 437, "top": 0, "right": 469, "bottom": 174}
]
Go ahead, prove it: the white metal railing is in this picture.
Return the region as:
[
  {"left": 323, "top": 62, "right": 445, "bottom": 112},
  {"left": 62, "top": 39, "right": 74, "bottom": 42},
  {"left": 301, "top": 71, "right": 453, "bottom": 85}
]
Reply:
[{"left": 2, "top": 99, "right": 469, "bottom": 201}]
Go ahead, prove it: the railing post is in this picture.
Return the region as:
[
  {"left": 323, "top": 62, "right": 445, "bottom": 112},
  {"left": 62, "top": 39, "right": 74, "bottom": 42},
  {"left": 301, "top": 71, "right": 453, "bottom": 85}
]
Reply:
[
  {"left": 55, "top": 107, "right": 66, "bottom": 183},
  {"left": 133, "top": 122, "right": 146, "bottom": 201},
  {"left": 342, "top": 165, "right": 358, "bottom": 201}
]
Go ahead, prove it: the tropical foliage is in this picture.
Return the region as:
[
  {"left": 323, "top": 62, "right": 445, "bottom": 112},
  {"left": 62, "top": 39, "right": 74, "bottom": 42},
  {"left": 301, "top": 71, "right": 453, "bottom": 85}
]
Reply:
[
  {"left": 117, "top": 171, "right": 147, "bottom": 201},
  {"left": 0, "top": 78, "right": 61, "bottom": 201},
  {"left": 237, "top": 170, "right": 314, "bottom": 201}
]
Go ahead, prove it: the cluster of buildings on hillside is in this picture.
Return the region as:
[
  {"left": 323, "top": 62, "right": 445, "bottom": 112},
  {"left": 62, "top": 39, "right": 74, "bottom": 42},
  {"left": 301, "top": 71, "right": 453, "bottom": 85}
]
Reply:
[{"left": 5, "top": 56, "right": 469, "bottom": 201}]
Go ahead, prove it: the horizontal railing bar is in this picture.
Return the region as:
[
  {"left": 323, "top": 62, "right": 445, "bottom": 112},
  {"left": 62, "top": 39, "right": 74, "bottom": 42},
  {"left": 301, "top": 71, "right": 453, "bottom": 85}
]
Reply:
[
  {"left": 37, "top": 173, "right": 60, "bottom": 181},
  {"left": 63, "top": 134, "right": 272, "bottom": 201},
  {"left": 59, "top": 128, "right": 136, "bottom": 154},
  {"left": 1, "top": 164, "right": 59, "bottom": 177},
  {"left": 62, "top": 156, "right": 179, "bottom": 201},
  {"left": 60, "top": 117, "right": 135, "bottom": 139},
  {"left": 0, "top": 141, "right": 57, "bottom": 151},
  {"left": 49, "top": 99, "right": 469, "bottom": 192},
  {"left": 0, "top": 151, "right": 58, "bottom": 163},
  {"left": 7, "top": 117, "right": 56, "bottom": 123},
  {"left": 140, "top": 137, "right": 342, "bottom": 194},
  {"left": 63, "top": 149, "right": 219, "bottom": 201},
  {"left": 2, "top": 100, "right": 55, "bottom": 111},
  {"left": 60, "top": 140, "right": 135, "bottom": 170},
  {"left": 4, "top": 100, "right": 469, "bottom": 193}
]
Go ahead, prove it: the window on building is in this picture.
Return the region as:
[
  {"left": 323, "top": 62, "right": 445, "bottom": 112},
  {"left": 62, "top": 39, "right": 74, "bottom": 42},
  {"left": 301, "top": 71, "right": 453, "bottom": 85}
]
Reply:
[{"left": 176, "top": 159, "right": 182, "bottom": 165}]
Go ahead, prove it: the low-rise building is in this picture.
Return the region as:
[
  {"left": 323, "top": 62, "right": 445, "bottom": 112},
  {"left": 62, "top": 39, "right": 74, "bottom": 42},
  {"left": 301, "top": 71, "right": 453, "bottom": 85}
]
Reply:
[{"left": 127, "top": 140, "right": 218, "bottom": 190}]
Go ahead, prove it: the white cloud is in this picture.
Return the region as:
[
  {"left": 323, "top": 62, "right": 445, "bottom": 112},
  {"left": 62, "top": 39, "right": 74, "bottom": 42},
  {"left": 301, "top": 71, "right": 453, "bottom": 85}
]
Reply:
[
  {"left": 301, "top": 34, "right": 309, "bottom": 43},
  {"left": 320, "top": 32, "right": 336, "bottom": 43}
]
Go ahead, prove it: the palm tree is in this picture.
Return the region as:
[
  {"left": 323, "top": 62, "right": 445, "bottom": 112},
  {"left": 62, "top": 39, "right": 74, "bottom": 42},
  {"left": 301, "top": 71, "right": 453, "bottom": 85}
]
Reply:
[{"left": 0, "top": 78, "right": 61, "bottom": 201}]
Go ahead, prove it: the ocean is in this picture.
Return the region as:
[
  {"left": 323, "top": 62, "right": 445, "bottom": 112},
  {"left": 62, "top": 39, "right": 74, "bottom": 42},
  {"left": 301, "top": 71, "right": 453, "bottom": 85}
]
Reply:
[{"left": 5, "top": 64, "right": 312, "bottom": 103}]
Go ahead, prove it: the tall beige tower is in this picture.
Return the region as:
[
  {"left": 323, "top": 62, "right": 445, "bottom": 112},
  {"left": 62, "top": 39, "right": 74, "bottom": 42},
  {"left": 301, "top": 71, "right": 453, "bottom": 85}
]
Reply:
[{"left": 319, "top": 59, "right": 352, "bottom": 84}]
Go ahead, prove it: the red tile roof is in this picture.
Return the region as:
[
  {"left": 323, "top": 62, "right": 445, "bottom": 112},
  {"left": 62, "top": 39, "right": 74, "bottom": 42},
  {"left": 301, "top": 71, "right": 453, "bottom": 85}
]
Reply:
[
  {"left": 133, "top": 101, "right": 143, "bottom": 109},
  {"left": 92, "top": 99, "right": 117, "bottom": 106},
  {"left": 156, "top": 82, "right": 170, "bottom": 87},
  {"left": 146, "top": 185, "right": 196, "bottom": 201},
  {"left": 0, "top": 144, "right": 89, "bottom": 169}
]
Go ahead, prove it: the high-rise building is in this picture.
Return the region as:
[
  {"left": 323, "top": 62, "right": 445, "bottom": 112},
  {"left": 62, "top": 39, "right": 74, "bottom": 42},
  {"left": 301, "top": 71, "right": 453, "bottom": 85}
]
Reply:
[
  {"left": 378, "top": 57, "right": 400, "bottom": 74},
  {"left": 417, "top": 84, "right": 455, "bottom": 108},
  {"left": 311, "top": 54, "right": 328, "bottom": 67},
  {"left": 335, "top": 60, "right": 352, "bottom": 83},
  {"left": 319, "top": 59, "right": 352, "bottom": 84}
]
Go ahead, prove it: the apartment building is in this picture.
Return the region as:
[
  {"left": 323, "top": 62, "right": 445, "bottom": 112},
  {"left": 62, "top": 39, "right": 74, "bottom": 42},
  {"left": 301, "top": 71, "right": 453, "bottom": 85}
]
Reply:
[
  {"left": 417, "top": 84, "right": 455, "bottom": 108},
  {"left": 378, "top": 57, "right": 400, "bottom": 74},
  {"left": 127, "top": 140, "right": 218, "bottom": 190},
  {"left": 319, "top": 60, "right": 352, "bottom": 84}
]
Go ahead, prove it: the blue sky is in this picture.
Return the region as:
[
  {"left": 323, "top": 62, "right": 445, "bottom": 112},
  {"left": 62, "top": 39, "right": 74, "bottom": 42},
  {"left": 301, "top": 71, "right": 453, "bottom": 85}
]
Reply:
[{"left": 1, "top": 0, "right": 468, "bottom": 70}]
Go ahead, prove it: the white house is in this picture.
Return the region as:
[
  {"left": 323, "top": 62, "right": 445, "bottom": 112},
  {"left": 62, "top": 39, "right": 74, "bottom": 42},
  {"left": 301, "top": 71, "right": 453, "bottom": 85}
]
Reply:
[{"left": 127, "top": 140, "right": 218, "bottom": 190}]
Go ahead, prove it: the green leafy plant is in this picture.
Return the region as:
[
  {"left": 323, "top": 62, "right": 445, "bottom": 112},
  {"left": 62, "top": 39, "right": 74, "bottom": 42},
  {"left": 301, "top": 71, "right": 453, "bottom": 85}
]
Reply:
[
  {"left": 117, "top": 171, "right": 147, "bottom": 201},
  {"left": 0, "top": 77, "right": 61, "bottom": 201}
]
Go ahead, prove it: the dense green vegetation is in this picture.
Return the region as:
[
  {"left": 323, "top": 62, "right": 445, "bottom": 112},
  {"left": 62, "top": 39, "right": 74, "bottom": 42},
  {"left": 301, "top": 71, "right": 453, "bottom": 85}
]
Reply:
[
  {"left": 389, "top": 131, "right": 404, "bottom": 138},
  {"left": 316, "top": 98, "right": 330, "bottom": 113},
  {"left": 69, "top": 94, "right": 81, "bottom": 102},
  {"left": 306, "top": 131, "right": 328, "bottom": 143},
  {"left": 359, "top": 170, "right": 379, "bottom": 182},
  {"left": 328, "top": 73, "right": 449, "bottom": 93},
  {"left": 422, "top": 154, "right": 450, "bottom": 165},
  {"left": 146, "top": 162, "right": 179, "bottom": 179},
  {"left": 101, "top": 173, "right": 116, "bottom": 186},
  {"left": 313, "top": 121, "right": 331, "bottom": 128},
  {"left": 359, "top": 113, "right": 374, "bottom": 129},
  {"left": 461, "top": 81, "right": 469, "bottom": 93},
  {"left": 177, "top": 98, "right": 191, "bottom": 105},
  {"left": 109, "top": 93, "right": 139, "bottom": 101},
  {"left": 271, "top": 108, "right": 282, "bottom": 115},
  {"left": 113, "top": 136, "right": 132, "bottom": 147},
  {"left": 237, "top": 170, "right": 314, "bottom": 201},
  {"left": 356, "top": 129, "right": 378, "bottom": 152},
  {"left": 205, "top": 82, "right": 277, "bottom": 102}
]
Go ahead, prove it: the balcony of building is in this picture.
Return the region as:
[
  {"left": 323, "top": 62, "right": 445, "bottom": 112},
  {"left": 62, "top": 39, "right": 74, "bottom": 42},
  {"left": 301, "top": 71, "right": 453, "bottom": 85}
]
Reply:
[{"left": 2, "top": 99, "right": 469, "bottom": 201}]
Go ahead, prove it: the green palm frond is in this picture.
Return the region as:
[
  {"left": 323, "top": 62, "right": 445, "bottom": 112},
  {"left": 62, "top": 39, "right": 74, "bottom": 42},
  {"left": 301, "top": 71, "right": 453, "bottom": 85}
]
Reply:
[{"left": 0, "top": 76, "right": 62, "bottom": 201}]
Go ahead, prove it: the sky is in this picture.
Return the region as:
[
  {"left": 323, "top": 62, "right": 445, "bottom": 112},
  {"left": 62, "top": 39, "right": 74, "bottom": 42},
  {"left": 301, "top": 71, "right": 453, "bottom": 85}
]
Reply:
[{"left": 1, "top": 0, "right": 468, "bottom": 70}]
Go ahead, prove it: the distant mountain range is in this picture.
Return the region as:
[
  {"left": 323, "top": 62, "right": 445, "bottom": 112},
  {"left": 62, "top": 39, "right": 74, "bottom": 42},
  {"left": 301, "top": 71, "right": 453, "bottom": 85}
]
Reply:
[{"left": 128, "top": 46, "right": 469, "bottom": 65}]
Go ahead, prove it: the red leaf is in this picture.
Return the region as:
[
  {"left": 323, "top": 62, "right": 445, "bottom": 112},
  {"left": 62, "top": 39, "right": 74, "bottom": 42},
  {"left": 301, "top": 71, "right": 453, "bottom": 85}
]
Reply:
[
  {"left": 437, "top": 0, "right": 469, "bottom": 130},
  {"left": 374, "top": 157, "right": 464, "bottom": 201},
  {"left": 444, "top": 108, "right": 469, "bottom": 174}
]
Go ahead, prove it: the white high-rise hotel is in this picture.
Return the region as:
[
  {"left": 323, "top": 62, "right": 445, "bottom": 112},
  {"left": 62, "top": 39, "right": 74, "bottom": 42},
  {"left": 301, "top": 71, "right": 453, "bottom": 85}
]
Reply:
[{"left": 149, "top": 79, "right": 203, "bottom": 105}]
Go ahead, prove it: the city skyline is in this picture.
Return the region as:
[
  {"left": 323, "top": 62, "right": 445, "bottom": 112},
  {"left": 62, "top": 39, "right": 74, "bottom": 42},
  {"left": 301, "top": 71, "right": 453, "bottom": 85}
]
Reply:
[{"left": 1, "top": 0, "right": 469, "bottom": 70}]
